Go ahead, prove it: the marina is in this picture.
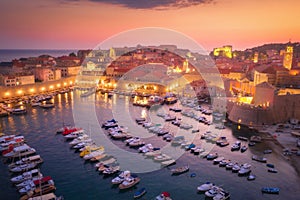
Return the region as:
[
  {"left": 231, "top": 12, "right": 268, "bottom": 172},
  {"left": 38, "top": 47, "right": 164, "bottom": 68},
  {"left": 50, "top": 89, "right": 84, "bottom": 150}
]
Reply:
[{"left": 1, "top": 90, "right": 300, "bottom": 199}]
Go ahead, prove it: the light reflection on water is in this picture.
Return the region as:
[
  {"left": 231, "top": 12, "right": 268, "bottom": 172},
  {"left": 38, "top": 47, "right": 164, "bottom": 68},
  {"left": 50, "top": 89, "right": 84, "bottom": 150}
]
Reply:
[{"left": 0, "top": 91, "right": 299, "bottom": 200}]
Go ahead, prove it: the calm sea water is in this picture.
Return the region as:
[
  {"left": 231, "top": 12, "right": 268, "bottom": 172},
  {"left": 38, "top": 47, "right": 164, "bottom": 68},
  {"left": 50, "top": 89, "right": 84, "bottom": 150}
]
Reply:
[
  {"left": 1, "top": 91, "right": 300, "bottom": 200},
  {"left": 0, "top": 49, "right": 77, "bottom": 62}
]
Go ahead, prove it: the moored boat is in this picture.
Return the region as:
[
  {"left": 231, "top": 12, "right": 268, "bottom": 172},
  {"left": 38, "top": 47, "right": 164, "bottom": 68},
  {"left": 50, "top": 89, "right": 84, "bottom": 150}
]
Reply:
[
  {"left": 207, "top": 153, "right": 218, "bottom": 160},
  {"left": 8, "top": 155, "right": 43, "bottom": 169},
  {"left": 205, "top": 186, "right": 224, "bottom": 198},
  {"left": 3, "top": 144, "right": 36, "bottom": 158},
  {"left": 111, "top": 171, "right": 131, "bottom": 185},
  {"left": 232, "top": 163, "right": 241, "bottom": 173},
  {"left": 102, "top": 165, "right": 120, "bottom": 175},
  {"left": 240, "top": 145, "right": 248, "bottom": 153},
  {"left": 238, "top": 163, "right": 251, "bottom": 176},
  {"left": 213, "top": 157, "right": 225, "bottom": 165},
  {"left": 39, "top": 101, "right": 55, "bottom": 108},
  {"left": 197, "top": 182, "right": 215, "bottom": 192},
  {"left": 268, "top": 168, "right": 278, "bottom": 173},
  {"left": 252, "top": 155, "right": 267, "bottom": 163},
  {"left": 247, "top": 174, "right": 256, "bottom": 181},
  {"left": 133, "top": 187, "right": 147, "bottom": 199},
  {"left": 213, "top": 190, "right": 230, "bottom": 200},
  {"left": 171, "top": 165, "right": 189, "bottom": 175},
  {"left": 231, "top": 141, "right": 241, "bottom": 151},
  {"left": 156, "top": 191, "right": 172, "bottom": 200},
  {"left": 11, "top": 169, "right": 42, "bottom": 184},
  {"left": 10, "top": 162, "right": 39, "bottom": 173},
  {"left": 153, "top": 154, "right": 172, "bottom": 162},
  {"left": 261, "top": 187, "right": 279, "bottom": 194},
  {"left": 119, "top": 175, "right": 140, "bottom": 190}
]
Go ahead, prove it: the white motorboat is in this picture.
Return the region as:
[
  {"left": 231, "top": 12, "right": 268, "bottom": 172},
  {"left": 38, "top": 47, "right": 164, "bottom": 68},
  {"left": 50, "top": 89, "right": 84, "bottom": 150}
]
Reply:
[
  {"left": 83, "top": 150, "right": 105, "bottom": 160},
  {"left": 102, "top": 165, "right": 120, "bottom": 175},
  {"left": 0, "top": 135, "right": 25, "bottom": 151},
  {"left": 111, "top": 132, "right": 131, "bottom": 139},
  {"left": 90, "top": 154, "right": 107, "bottom": 162},
  {"left": 238, "top": 163, "right": 251, "bottom": 176},
  {"left": 18, "top": 176, "right": 54, "bottom": 195},
  {"left": 206, "top": 153, "right": 218, "bottom": 160},
  {"left": 73, "top": 141, "right": 94, "bottom": 149},
  {"left": 192, "top": 147, "right": 205, "bottom": 155},
  {"left": 119, "top": 176, "right": 140, "bottom": 190},
  {"left": 232, "top": 163, "right": 241, "bottom": 173},
  {"left": 219, "top": 159, "right": 231, "bottom": 167},
  {"left": 144, "top": 150, "right": 161, "bottom": 157},
  {"left": 111, "top": 171, "right": 131, "bottom": 185},
  {"left": 0, "top": 134, "right": 16, "bottom": 143},
  {"left": 213, "top": 190, "right": 230, "bottom": 200},
  {"left": 156, "top": 191, "right": 172, "bottom": 200},
  {"left": 69, "top": 134, "right": 90, "bottom": 145},
  {"left": 213, "top": 157, "right": 225, "bottom": 165},
  {"left": 95, "top": 157, "right": 117, "bottom": 168},
  {"left": 10, "top": 162, "right": 39, "bottom": 173},
  {"left": 128, "top": 137, "right": 144, "bottom": 147},
  {"left": 197, "top": 182, "right": 215, "bottom": 192},
  {"left": 11, "top": 169, "right": 42, "bottom": 184},
  {"left": 252, "top": 155, "right": 267, "bottom": 163},
  {"left": 16, "top": 179, "right": 35, "bottom": 189},
  {"left": 231, "top": 141, "right": 241, "bottom": 151},
  {"left": 153, "top": 154, "right": 172, "bottom": 162},
  {"left": 205, "top": 186, "right": 224, "bottom": 198},
  {"left": 64, "top": 130, "right": 85, "bottom": 140},
  {"left": 138, "top": 143, "right": 153, "bottom": 153},
  {"left": 225, "top": 162, "right": 234, "bottom": 170},
  {"left": 125, "top": 137, "right": 140, "bottom": 145},
  {"left": 8, "top": 155, "right": 43, "bottom": 169},
  {"left": 3, "top": 144, "right": 36, "bottom": 158}
]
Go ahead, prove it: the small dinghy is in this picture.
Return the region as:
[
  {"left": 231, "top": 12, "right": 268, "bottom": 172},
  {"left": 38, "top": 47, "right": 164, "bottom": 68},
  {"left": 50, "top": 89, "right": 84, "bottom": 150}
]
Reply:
[{"left": 134, "top": 187, "right": 146, "bottom": 199}]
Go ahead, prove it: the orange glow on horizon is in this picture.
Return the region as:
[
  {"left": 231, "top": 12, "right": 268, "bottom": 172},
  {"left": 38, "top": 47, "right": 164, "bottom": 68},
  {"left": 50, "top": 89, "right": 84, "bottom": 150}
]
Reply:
[{"left": 0, "top": 0, "right": 299, "bottom": 51}]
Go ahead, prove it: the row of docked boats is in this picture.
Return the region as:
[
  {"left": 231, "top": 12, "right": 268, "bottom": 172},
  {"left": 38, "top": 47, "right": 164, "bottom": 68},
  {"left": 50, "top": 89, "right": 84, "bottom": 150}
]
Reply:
[
  {"left": 102, "top": 119, "right": 177, "bottom": 167},
  {"left": 204, "top": 152, "right": 254, "bottom": 178},
  {"left": 58, "top": 125, "right": 121, "bottom": 173},
  {"left": 56, "top": 124, "right": 152, "bottom": 198},
  {"left": 0, "top": 134, "right": 61, "bottom": 200}
]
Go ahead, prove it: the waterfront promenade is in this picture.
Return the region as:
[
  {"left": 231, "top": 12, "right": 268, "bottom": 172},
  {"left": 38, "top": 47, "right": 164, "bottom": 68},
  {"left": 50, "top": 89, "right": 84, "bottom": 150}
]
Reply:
[{"left": 0, "top": 76, "right": 76, "bottom": 102}]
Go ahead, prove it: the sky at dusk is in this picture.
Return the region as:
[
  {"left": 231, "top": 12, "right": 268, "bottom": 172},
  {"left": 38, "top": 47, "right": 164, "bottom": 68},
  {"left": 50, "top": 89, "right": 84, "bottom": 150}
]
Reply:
[{"left": 0, "top": 0, "right": 299, "bottom": 51}]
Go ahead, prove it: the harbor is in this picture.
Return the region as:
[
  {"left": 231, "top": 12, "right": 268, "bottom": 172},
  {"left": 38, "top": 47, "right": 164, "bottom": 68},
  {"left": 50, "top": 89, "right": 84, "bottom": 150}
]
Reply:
[{"left": 1, "top": 90, "right": 300, "bottom": 199}]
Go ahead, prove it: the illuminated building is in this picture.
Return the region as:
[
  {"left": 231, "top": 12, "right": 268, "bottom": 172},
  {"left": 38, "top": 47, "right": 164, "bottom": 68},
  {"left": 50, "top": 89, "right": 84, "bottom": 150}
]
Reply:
[
  {"left": 213, "top": 45, "right": 233, "bottom": 58},
  {"left": 283, "top": 45, "right": 293, "bottom": 70},
  {"left": 253, "top": 52, "right": 259, "bottom": 63},
  {"left": 109, "top": 48, "right": 116, "bottom": 60}
]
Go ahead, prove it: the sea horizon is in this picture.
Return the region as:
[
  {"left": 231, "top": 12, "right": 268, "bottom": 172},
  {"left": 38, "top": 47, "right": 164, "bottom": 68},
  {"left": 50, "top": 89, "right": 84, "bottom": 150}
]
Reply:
[{"left": 0, "top": 49, "right": 79, "bottom": 63}]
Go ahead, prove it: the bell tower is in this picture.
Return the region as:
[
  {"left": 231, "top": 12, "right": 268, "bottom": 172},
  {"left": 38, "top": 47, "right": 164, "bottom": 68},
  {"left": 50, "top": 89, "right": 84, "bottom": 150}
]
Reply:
[{"left": 283, "top": 44, "right": 293, "bottom": 70}]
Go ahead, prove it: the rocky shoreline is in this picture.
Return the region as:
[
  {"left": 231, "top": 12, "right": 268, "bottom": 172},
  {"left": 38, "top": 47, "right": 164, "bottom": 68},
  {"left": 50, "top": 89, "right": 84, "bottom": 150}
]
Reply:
[{"left": 258, "top": 125, "right": 300, "bottom": 175}]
